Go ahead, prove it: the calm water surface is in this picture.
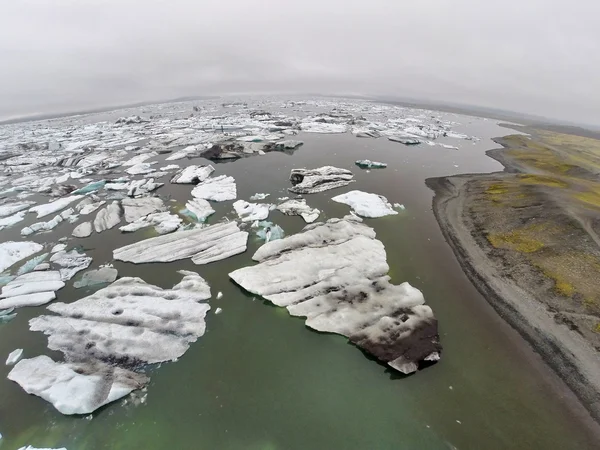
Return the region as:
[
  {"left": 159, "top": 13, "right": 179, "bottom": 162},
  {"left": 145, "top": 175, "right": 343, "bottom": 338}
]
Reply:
[{"left": 0, "top": 116, "right": 598, "bottom": 449}]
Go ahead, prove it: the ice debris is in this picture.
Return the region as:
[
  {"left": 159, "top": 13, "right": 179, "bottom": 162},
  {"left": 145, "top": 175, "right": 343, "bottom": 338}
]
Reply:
[
  {"left": 94, "top": 201, "right": 122, "bottom": 232},
  {"left": 72, "top": 221, "right": 93, "bottom": 238},
  {"left": 17, "top": 253, "right": 49, "bottom": 275},
  {"left": 229, "top": 217, "right": 441, "bottom": 374},
  {"left": 276, "top": 199, "right": 320, "bottom": 223},
  {"left": 114, "top": 221, "right": 248, "bottom": 265},
  {"left": 28, "top": 195, "right": 83, "bottom": 219},
  {"left": 120, "top": 212, "right": 182, "bottom": 235},
  {"left": 249, "top": 193, "right": 270, "bottom": 201},
  {"left": 122, "top": 197, "right": 165, "bottom": 223},
  {"left": 332, "top": 190, "right": 398, "bottom": 218},
  {"left": 254, "top": 221, "right": 285, "bottom": 242},
  {"left": 389, "top": 136, "right": 421, "bottom": 145},
  {"left": 0, "top": 271, "right": 64, "bottom": 310},
  {"left": 0, "top": 201, "right": 35, "bottom": 218},
  {"left": 184, "top": 199, "right": 215, "bottom": 222},
  {"left": 49, "top": 250, "right": 92, "bottom": 281},
  {"left": 289, "top": 166, "right": 354, "bottom": 194}
]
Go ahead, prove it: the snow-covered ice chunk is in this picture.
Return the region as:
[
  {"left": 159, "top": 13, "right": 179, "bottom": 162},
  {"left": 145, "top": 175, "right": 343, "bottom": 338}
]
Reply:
[
  {"left": 233, "top": 200, "right": 270, "bottom": 222},
  {"left": 170, "top": 165, "right": 214, "bottom": 184},
  {"left": 72, "top": 221, "right": 92, "bottom": 238},
  {"left": 0, "top": 210, "right": 27, "bottom": 231},
  {"left": 0, "top": 271, "right": 64, "bottom": 306},
  {"left": 332, "top": 190, "right": 398, "bottom": 218},
  {"left": 184, "top": 199, "right": 215, "bottom": 222},
  {"left": 229, "top": 217, "right": 441, "bottom": 375},
  {"left": 255, "top": 221, "right": 285, "bottom": 242},
  {"left": 126, "top": 163, "right": 156, "bottom": 175},
  {"left": 6, "top": 348, "right": 23, "bottom": 366},
  {"left": 289, "top": 166, "right": 354, "bottom": 194},
  {"left": 191, "top": 175, "right": 237, "bottom": 202},
  {"left": 389, "top": 136, "right": 421, "bottom": 145},
  {"left": 8, "top": 355, "right": 148, "bottom": 416},
  {"left": 126, "top": 178, "right": 163, "bottom": 197},
  {"left": 28, "top": 195, "right": 83, "bottom": 219},
  {"left": 114, "top": 221, "right": 248, "bottom": 265},
  {"left": 276, "top": 199, "right": 320, "bottom": 223},
  {"left": 122, "top": 152, "right": 158, "bottom": 167},
  {"left": 439, "top": 143, "right": 459, "bottom": 150},
  {"left": 17, "top": 253, "right": 49, "bottom": 275},
  {"left": 0, "top": 291, "right": 56, "bottom": 310},
  {"left": 0, "top": 201, "right": 35, "bottom": 218},
  {"left": 21, "top": 208, "right": 77, "bottom": 236},
  {"left": 0, "top": 242, "right": 44, "bottom": 273},
  {"left": 122, "top": 197, "right": 165, "bottom": 223},
  {"left": 77, "top": 199, "right": 105, "bottom": 215},
  {"left": 94, "top": 201, "right": 122, "bottom": 232},
  {"left": 300, "top": 123, "right": 347, "bottom": 133},
  {"left": 73, "top": 267, "right": 118, "bottom": 289},
  {"left": 393, "top": 203, "right": 406, "bottom": 210}
]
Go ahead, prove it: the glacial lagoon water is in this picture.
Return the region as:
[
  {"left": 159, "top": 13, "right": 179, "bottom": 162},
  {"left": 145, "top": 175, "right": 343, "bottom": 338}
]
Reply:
[{"left": 0, "top": 99, "right": 598, "bottom": 449}]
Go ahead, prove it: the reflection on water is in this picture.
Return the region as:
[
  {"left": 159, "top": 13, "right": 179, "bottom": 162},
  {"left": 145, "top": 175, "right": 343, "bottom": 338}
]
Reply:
[{"left": 0, "top": 114, "right": 599, "bottom": 449}]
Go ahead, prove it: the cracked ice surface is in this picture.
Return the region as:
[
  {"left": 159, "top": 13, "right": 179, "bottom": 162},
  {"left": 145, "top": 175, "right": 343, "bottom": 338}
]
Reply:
[{"left": 230, "top": 217, "right": 441, "bottom": 375}]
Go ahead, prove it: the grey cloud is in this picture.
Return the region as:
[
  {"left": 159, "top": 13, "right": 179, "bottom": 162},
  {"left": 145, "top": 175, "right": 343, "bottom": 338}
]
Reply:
[{"left": 1, "top": 0, "right": 599, "bottom": 124}]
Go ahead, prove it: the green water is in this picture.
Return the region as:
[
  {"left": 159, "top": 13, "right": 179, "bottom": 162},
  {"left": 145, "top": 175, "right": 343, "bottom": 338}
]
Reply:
[{"left": 1, "top": 120, "right": 599, "bottom": 449}]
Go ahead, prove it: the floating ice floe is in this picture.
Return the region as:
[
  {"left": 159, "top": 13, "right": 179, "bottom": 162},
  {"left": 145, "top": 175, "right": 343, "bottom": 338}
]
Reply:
[
  {"left": 0, "top": 242, "right": 44, "bottom": 273},
  {"left": 355, "top": 160, "right": 387, "bottom": 169},
  {"left": 276, "top": 199, "right": 320, "bottom": 223},
  {"left": 233, "top": 200, "right": 270, "bottom": 222},
  {"left": 0, "top": 308, "right": 17, "bottom": 323},
  {"left": 249, "top": 193, "right": 270, "bottom": 201},
  {"left": 0, "top": 271, "right": 64, "bottom": 310},
  {"left": 21, "top": 208, "right": 78, "bottom": 236},
  {"left": 229, "top": 216, "right": 441, "bottom": 374},
  {"left": 184, "top": 199, "right": 215, "bottom": 222},
  {"left": 354, "top": 130, "right": 381, "bottom": 138},
  {"left": 274, "top": 140, "right": 303, "bottom": 150},
  {"left": 300, "top": 122, "right": 347, "bottom": 133},
  {"left": 170, "top": 165, "right": 215, "bottom": 184},
  {"left": 120, "top": 212, "right": 182, "bottom": 235},
  {"left": 332, "top": 190, "right": 398, "bottom": 218},
  {"left": 94, "top": 201, "right": 122, "bottom": 232},
  {"left": 8, "top": 271, "right": 211, "bottom": 414},
  {"left": 72, "top": 221, "right": 93, "bottom": 238},
  {"left": 440, "top": 143, "right": 459, "bottom": 150},
  {"left": 122, "top": 197, "right": 165, "bottom": 223},
  {"left": 393, "top": 203, "right": 406, "bottom": 210},
  {"left": 0, "top": 201, "right": 35, "bottom": 218},
  {"left": 17, "top": 253, "right": 49, "bottom": 275},
  {"left": 6, "top": 348, "right": 23, "bottom": 366},
  {"left": 0, "top": 210, "right": 27, "bottom": 231},
  {"left": 28, "top": 195, "right": 83, "bottom": 219},
  {"left": 73, "top": 267, "right": 118, "bottom": 289},
  {"left": 49, "top": 250, "right": 92, "bottom": 281},
  {"left": 126, "top": 178, "right": 163, "bottom": 197},
  {"left": 254, "top": 221, "right": 285, "bottom": 242},
  {"left": 389, "top": 136, "right": 421, "bottom": 145},
  {"left": 289, "top": 166, "right": 355, "bottom": 194},
  {"left": 122, "top": 152, "right": 158, "bottom": 167},
  {"left": 72, "top": 180, "right": 106, "bottom": 195},
  {"left": 191, "top": 175, "right": 237, "bottom": 202},
  {"left": 114, "top": 221, "right": 248, "bottom": 265},
  {"left": 126, "top": 163, "right": 156, "bottom": 176},
  {"left": 76, "top": 199, "right": 106, "bottom": 215}
]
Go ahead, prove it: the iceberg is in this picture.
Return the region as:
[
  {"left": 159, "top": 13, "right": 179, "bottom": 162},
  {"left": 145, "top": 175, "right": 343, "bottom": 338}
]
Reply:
[
  {"left": 126, "top": 163, "right": 156, "bottom": 175},
  {"left": 355, "top": 160, "right": 387, "bottom": 169},
  {"left": 289, "top": 166, "right": 354, "bottom": 194},
  {"left": 72, "top": 221, "right": 93, "bottom": 238},
  {"left": 276, "top": 199, "right": 320, "bottom": 223},
  {"left": 300, "top": 122, "right": 347, "bottom": 133},
  {"left": 77, "top": 199, "right": 106, "bottom": 215},
  {"left": 73, "top": 267, "right": 118, "bottom": 289},
  {"left": 185, "top": 199, "right": 215, "bottom": 222},
  {"left": 49, "top": 250, "right": 92, "bottom": 281},
  {"left": 191, "top": 175, "right": 237, "bottom": 202},
  {"left": 170, "top": 165, "right": 215, "bottom": 184},
  {"left": 94, "top": 201, "right": 122, "bottom": 232},
  {"left": 21, "top": 208, "right": 77, "bottom": 236},
  {"left": 0, "top": 201, "right": 35, "bottom": 218},
  {"left": 229, "top": 217, "right": 441, "bottom": 374},
  {"left": 0, "top": 308, "right": 17, "bottom": 323},
  {"left": 332, "top": 190, "right": 398, "bottom": 218},
  {"left": 8, "top": 271, "right": 211, "bottom": 415},
  {"left": 249, "top": 193, "right": 270, "bottom": 201},
  {"left": 122, "top": 197, "right": 165, "bottom": 223},
  {"left": 0, "top": 242, "right": 44, "bottom": 273},
  {"left": 0, "top": 271, "right": 64, "bottom": 310},
  {"left": 114, "top": 221, "right": 248, "bottom": 265},
  {"left": 16, "top": 253, "right": 49, "bottom": 276},
  {"left": 0, "top": 210, "right": 27, "bottom": 231},
  {"left": 389, "top": 136, "right": 421, "bottom": 145},
  {"left": 28, "top": 195, "right": 83, "bottom": 218},
  {"left": 120, "top": 212, "right": 182, "bottom": 235},
  {"left": 127, "top": 178, "right": 163, "bottom": 197},
  {"left": 6, "top": 348, "right": 23, "bottom": 366},
  {"left": 233, "top": 200, "right": 270, "bottom": 222},
  {"left": 72, "top": 180, "right": 105, "bottom": 195},
  {"left": 254, "top": 221, "right": 285, "bottom": 242}
]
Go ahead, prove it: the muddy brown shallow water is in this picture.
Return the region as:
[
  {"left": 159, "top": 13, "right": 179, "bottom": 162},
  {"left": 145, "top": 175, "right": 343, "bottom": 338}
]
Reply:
[{"left": 1, "top": 115, "right": 599, "bottom": 449}]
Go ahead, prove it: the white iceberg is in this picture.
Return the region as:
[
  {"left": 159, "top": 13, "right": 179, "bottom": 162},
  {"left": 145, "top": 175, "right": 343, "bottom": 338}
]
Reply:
[
  {"left": 6, "top": 348, "right": 23, "bottom": 366},
  {"left": 249, "top": 193, "right": 270, "bottom": 201},
  {"left": 300, "top": 123, "right": 347, "bottom": 133},
  {"left": 170, "top": 165, "right": 214, "bottom": 184},
  {"left": 0, "top": 201, "right": 35, "bottom": 218},
  {"left": 28, "top": 195, "right": 83, "bottom": 218},
  {"left": 94, "top": 201, "right": 122, "bottom": 232},
  {"left": 332, "top": 190, "right": 398, "bottom": 218},
  {"left": 191, "top": 175, "right": 237, "bottom": 202},
  {"left": 120, "top": 212, "right": 182, "bottom": 235},
  {"left": 229, "top": 217, "right": 441, "bottom": 375},
  {"left": 0, "top": 210, "right": 27, "bottom": 231},
  {"left": 122, "top": 197, "right": 165, "bottom": 223},
  {"left": 72, "top": 221, "right": 93, "bottom": 238},
  {"left": 77, "top": 199, "right": 106, "bottom": 215},
  {"left": 289, "top": 166, "right": 354, "bottom": 194},
  {"left": 114, "top": 221, "right": 248, "bottom": 265},
  {"left": 126, "top": 163, "right": 156, "bottom": 175},
  {"left": 0, "top": 242, "right": 44, "bottom": 273},
  {"left": 49, "top": 250, "right": 92, "bottom": 281},
  {"left": 185, "top": 199, "right": 215, "bottom": 222},
  {"left": 233, "top": 200, "right": 270, "bottom": 222},
  {"left": 276, "top": 199, "right": 320, "bottom": 223}
]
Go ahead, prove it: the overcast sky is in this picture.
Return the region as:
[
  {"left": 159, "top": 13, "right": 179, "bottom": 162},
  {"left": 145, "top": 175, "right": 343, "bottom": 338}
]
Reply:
[{"left": 1, "top": 0, "right": 599, "bottom": 125}]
